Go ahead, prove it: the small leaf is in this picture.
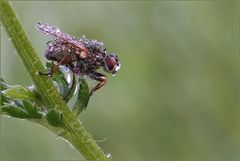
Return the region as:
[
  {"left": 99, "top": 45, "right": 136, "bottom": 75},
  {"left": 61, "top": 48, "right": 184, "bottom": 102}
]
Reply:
[
  {"left": 0, "top": 78, "right": 9, "bottom": 90},
  {"left": 46, "top": 108, "right": 64, "bottom": 127},
  {"left": 46, "top": 62, "right": 69, "bottom": 97},
  {"left": 2, "top": 85, "right": 36, "bottom": 101},
  {"left": 1, "top": 78, "right": 11, "bottom": 105},
  {"left": 22, "top": 100, "right": 42, "bottom": 119},
  {"left": 72, "top": 78, "right": 90, "bottom": 116},
  {"left": 1, "top": 101, "right": 43, "bottom": 119},
  {"left": 46, "top": 62, "right": 77, "bottom": 103},
  {"left": 1, "top": 93, "right": 8, "bottom": 106},
  {"left": 1, "top": 103, "right": 29, "bottom": 118}
]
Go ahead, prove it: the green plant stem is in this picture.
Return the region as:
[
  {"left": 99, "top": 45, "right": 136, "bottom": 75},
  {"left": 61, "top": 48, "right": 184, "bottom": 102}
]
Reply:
[{"left": 0, "top": 1, "right": 108, "bottom": 160}]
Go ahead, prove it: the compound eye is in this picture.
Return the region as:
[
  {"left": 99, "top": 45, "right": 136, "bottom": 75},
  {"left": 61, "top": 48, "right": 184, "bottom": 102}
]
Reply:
[{"left": 106, "top": 56, "right": 116, "bottom": 71}]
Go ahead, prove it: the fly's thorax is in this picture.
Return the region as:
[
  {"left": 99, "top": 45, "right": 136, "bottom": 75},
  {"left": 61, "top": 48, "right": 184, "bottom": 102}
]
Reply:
[{"left": 83, "top": 51, "right": 104, "bottom": 71}]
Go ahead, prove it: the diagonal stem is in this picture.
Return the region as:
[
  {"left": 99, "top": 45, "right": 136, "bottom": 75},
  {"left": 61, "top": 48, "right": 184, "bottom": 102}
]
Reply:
[{"left": 0, "top": 0, "right": 108, "bottom": 160}]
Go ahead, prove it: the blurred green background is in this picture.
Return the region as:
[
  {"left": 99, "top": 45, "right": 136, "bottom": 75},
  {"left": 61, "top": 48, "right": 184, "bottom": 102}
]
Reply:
[{"left": 1, "top": 1, "right": 239, "bottom": 160}]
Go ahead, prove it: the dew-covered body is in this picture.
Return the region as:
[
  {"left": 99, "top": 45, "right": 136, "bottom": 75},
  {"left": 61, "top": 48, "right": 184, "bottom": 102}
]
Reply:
[
  {"left": 45, "top": 39, "right": 106, "bottom": 75},
  {"left": 36, "top": 22, "right": 120, "bottom": 95}
]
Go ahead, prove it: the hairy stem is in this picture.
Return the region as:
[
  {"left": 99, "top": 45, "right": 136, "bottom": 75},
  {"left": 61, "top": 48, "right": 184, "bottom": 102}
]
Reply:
[{"left": 0, "top": 1, "right": 108, "bottom": 160}]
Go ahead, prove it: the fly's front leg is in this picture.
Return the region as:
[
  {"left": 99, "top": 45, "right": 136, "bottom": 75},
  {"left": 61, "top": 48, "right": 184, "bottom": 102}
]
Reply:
[{"left": 88, "top": 72, "right": 107, "bottom": 96}]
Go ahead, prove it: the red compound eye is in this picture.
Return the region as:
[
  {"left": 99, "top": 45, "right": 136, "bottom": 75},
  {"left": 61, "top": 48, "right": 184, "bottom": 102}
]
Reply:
[{"left": 106, "top": 56, "right": 116, "bottom": 71}]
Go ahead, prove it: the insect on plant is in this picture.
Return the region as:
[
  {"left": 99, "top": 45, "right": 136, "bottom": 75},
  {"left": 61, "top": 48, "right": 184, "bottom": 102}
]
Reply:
[{"left": 35, "top": 22, "right": 121, "bottom": 96}]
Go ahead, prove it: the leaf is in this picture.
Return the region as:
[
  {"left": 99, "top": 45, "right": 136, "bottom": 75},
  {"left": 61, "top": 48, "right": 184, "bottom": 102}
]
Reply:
[
  {"left": 46, "top": 108, "right": 64, "bottom": 127},
  {"left": 22, "top": 100, "right": 42, "bottom": 119},
  {"left": 72, "top": 78, "right": 90, "bottom": 116},
  {"left": 1, "top": 100, "right": 43, "bottom": 119},
  {"left": 2, "top": 85, "right": 36, "bottom": 101},
  {"left": 46, "top": 62, "right": 69, "bottom": 97},
  {"left": 0, "top": 78, "right": 9, "bottom": 90},
  {"left": 1, "top": 95, "right": 8, "bottom": 106},
  {"left": 1, "top": 103, "right": 29, "bottom": 118},
  {"left": 1, "top": 78, "right": 10, "bottom": 105},
  {"left": 46, "top": 62, "right": 77, "bottom": 103}
]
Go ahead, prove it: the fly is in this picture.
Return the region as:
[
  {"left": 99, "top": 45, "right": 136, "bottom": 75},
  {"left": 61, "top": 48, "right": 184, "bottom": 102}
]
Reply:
[{"left": 35, "top": 22, "right": 121, "bottom": 96}]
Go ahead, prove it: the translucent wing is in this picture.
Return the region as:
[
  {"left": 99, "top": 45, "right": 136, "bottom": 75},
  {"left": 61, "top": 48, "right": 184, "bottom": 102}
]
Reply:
[{"left": 35, "top": 22, "right": 88, "bottom": 52}]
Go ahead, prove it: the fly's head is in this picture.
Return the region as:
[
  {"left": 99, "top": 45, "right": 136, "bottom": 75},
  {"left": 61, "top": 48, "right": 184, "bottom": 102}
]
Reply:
[{"left": 103, "top": 53, "right": 121, "bottom": 74}]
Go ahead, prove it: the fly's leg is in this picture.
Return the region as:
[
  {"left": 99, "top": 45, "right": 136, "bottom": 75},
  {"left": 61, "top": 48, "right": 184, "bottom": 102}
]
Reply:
[
  {"left": 88, "top": 72, "right": 107, "bottom": 96},
  {"left": 39, "top": 55, "right": 71, "bottom": 77}
]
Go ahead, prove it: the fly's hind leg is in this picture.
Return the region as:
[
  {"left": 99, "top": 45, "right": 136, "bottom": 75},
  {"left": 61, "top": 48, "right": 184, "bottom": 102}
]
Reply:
[
  {"left": 88, "top": 72, "right": 107, "bottom": 96},
  {"left": 39, "top": 55, "right": 71, "bottom": 77}
]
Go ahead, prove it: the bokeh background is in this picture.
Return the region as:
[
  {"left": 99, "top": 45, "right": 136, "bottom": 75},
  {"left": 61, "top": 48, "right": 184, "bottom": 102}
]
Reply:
[{"left": 1, "top": 1, "right": 239, "bottom": 160}]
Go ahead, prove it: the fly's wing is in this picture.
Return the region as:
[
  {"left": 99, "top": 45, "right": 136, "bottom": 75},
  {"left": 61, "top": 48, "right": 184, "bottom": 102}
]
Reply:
[{"left": 35, "top": 22, "right": 88, "bottom": 52}]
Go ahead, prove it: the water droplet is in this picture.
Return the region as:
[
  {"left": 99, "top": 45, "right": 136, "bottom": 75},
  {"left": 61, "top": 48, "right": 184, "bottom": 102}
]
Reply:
[
  {"left": 55, "top": 136, "right": 60, "bottom": 140},
  {"left": 5, "top": 115, "right": 11, "bottom": 119},
  {"left": 56, "top": 129, "right": 65, "bottom": 136},
  {"left": 27, "top": 85, "right": 35, "bottom": 91},
  {"left": 106, "top": 153, "right": 112, "bottom": 159},
  {"left": 66, "top": 73, "right": 71, "bottom": 84},
  {"left": 68, "top": 143, "right": 74, "bottom": 149},
  {"left": 39, "top": 111, "right": 46, "bottom": 116},
  {"left": 74, "top": 84, "right": 79, "bottom": 95},
  {"left": 53, "top": 82, "right": 60, "bottom": 92},
  {"left": 96, "top": 137, "right": 107, "bottom": 143},
  {"left": 55, "top": 28, "right": 60, "bottom": 34}
]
